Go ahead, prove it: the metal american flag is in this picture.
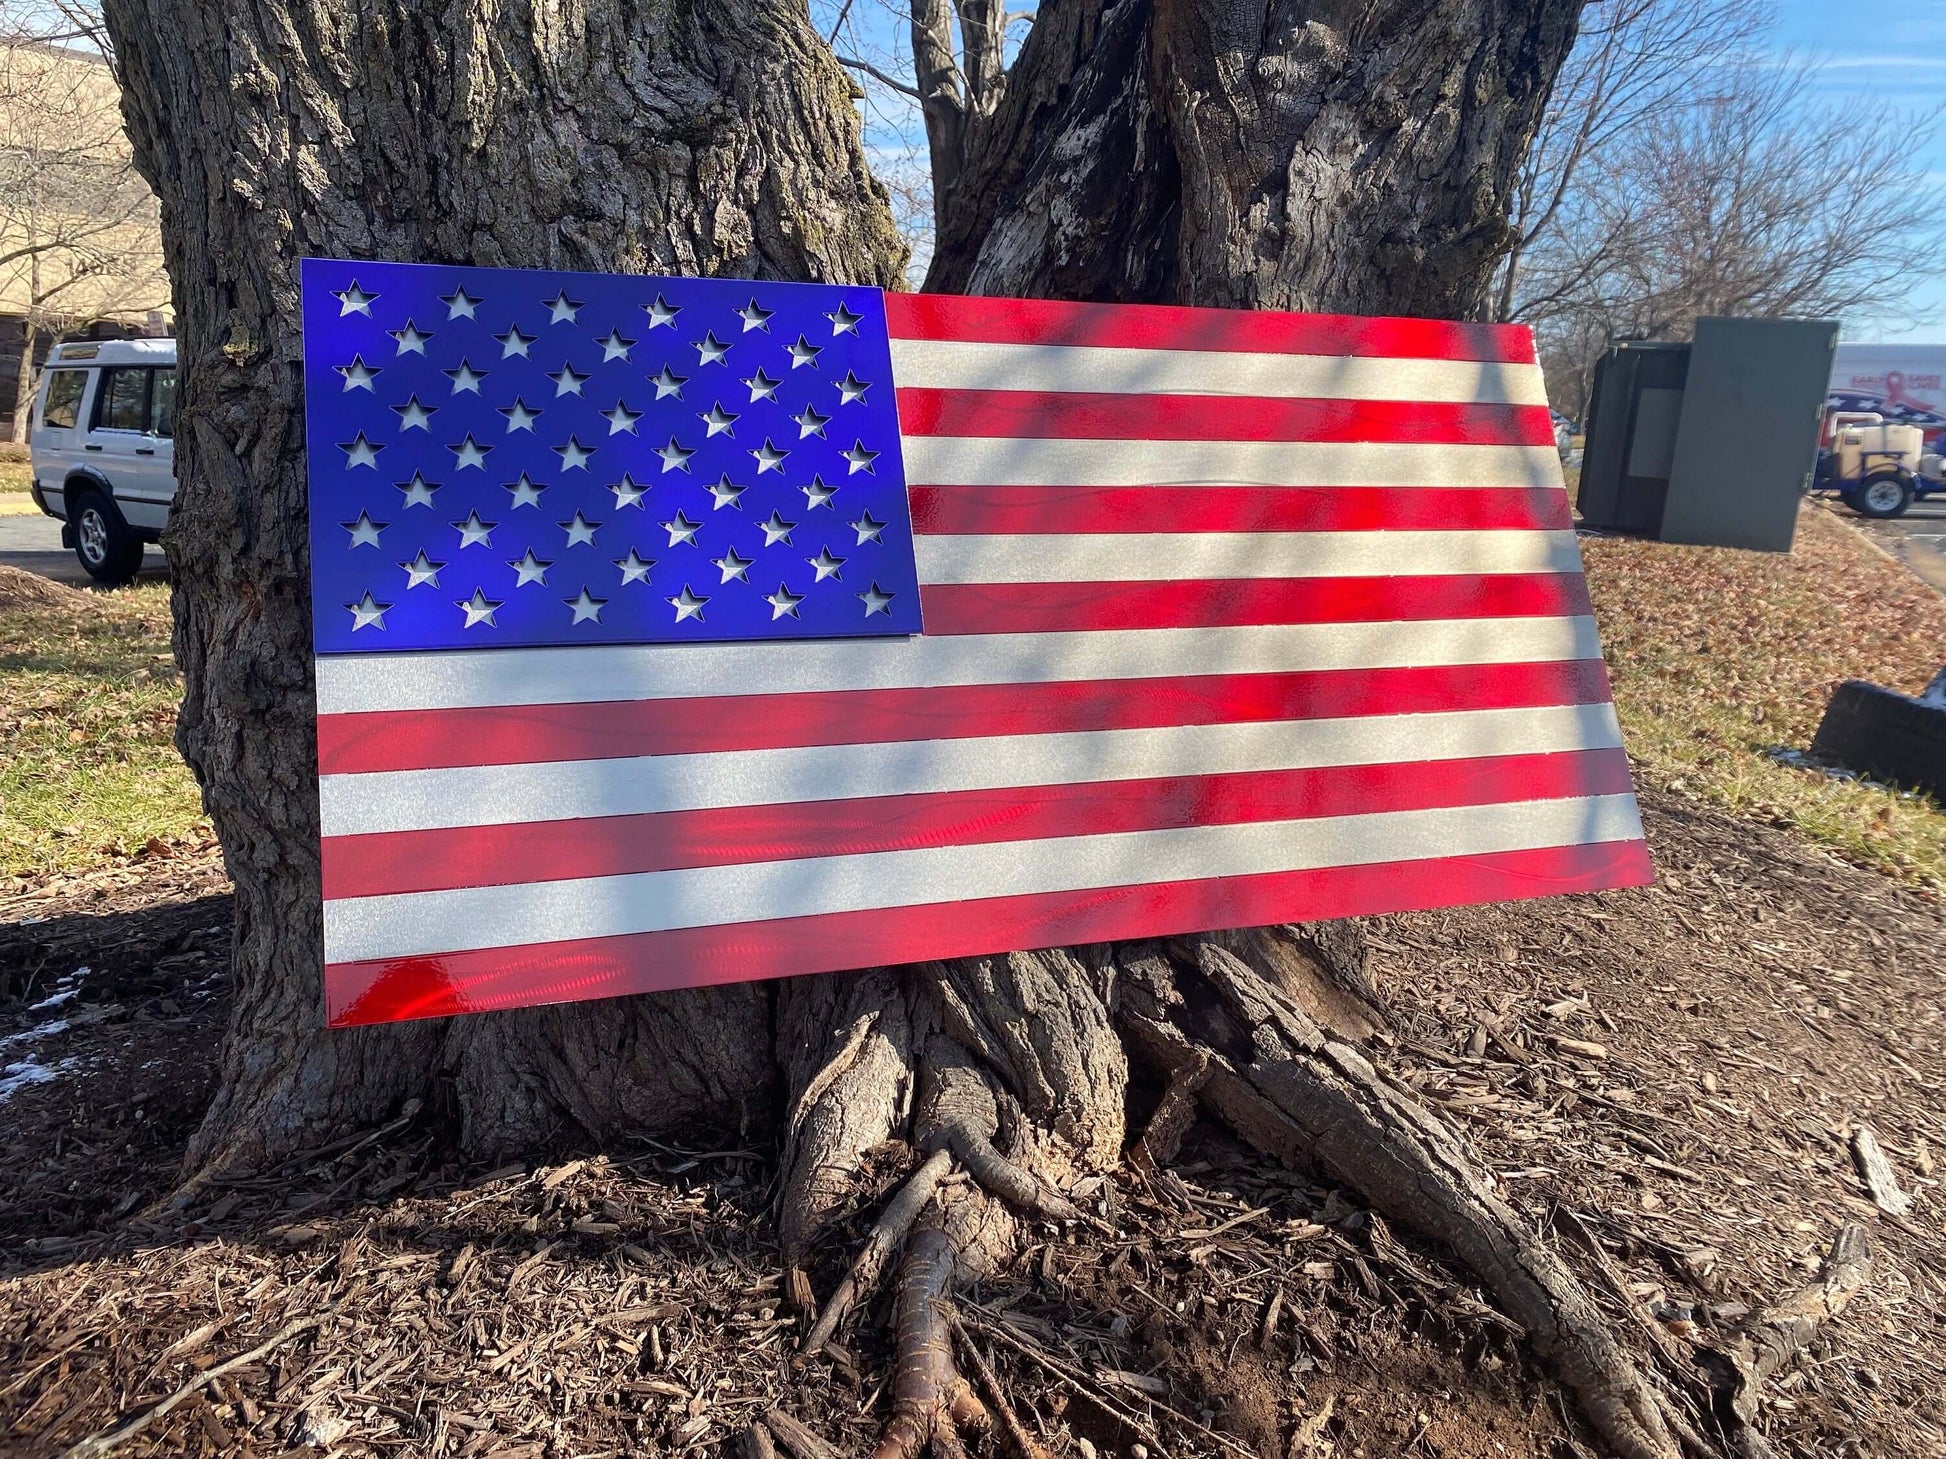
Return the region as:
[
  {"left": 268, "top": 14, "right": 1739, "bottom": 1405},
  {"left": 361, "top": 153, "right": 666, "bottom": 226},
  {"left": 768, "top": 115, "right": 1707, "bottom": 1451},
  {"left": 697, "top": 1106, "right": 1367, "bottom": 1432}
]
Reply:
[{"left": 302, "top": 258, "right": 1651, "bottom": 1028}]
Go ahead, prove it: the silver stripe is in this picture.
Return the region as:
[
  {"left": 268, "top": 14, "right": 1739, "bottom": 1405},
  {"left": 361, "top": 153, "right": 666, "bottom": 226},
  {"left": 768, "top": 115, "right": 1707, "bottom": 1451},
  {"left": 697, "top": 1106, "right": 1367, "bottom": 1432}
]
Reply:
[
  {"left": 316, "top": 615, "right": 1604, "bottom": 715},
  {"left": 321, "top": 794, "right": 1644, "bottom": 963},
  {"left": 913, "top": 529, "right": 1583, "bottom": 584},
  {"left": 887, "top": 339, "right": 1550, "bottom": 406},
  {"left": 901, "top": 437, "right": 1566, "bottom": 490},
  {"left": 319, "top": 702, "right": 1625, "bottom": 836}
]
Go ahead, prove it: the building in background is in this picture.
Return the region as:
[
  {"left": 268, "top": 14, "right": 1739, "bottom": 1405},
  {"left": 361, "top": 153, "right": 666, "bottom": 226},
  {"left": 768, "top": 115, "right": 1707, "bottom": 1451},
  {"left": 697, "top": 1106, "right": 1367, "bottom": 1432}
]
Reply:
[{"left": 0, "top": 38, "right": 169, "bottom": 441}]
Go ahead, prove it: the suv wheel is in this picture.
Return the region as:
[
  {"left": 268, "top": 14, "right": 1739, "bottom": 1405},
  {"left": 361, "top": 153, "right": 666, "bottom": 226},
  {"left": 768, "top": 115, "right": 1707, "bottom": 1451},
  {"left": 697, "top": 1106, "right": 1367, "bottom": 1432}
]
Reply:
[{"left": 71, "top": 486, "right": 144, "bottom": 586}]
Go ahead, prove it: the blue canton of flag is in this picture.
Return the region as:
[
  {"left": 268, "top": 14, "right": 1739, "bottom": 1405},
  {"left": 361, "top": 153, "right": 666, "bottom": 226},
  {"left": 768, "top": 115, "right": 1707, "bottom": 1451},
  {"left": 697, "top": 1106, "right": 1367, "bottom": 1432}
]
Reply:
[{"left": 301, "top": 258, "right": 923, "bottom": 653}]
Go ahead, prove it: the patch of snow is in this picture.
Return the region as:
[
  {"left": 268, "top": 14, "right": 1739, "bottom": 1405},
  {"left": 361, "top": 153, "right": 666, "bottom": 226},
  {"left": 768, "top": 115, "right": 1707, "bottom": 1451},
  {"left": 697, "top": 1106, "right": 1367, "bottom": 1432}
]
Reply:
[
  {"left": 1766, "top": 745, "right": 1924, "bottom": 799},
  {"left": 0, "top": 1056, "right": 79, "bottom": 1104},
  {"left": 0, "top": 1017, "right": 71, "bottom": 1052},
  {"left": 30, "top": 987, "right": 79, "bottom": 1011}
]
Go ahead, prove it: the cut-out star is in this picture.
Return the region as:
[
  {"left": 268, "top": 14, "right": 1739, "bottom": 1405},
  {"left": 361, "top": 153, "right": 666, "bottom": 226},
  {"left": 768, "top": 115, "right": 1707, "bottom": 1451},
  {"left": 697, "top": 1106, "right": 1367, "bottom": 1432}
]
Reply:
[
  {"left": 454, "top": 511, "right": 497, "bottom": 548},
  {"left": 807, "top": 546, "right": 847, "bottom": 581},
  {"left": 693, "top": 331, "right": 731, "bottom": 366},
  {"left": 851, "top": 511, "right": 887, "bottom": 544},
  {"left": 497, "top": 325, "right": 536, "bottom": 358},
  {"left": 835, "top": 370, "right": 871, "bottom": 405},
  {"left": 801, "top": 475, "right": 838, "bottom": 509},
  {"left": 786, "top": 335, "right": 822, "bottom": 369},
  {"left": 765, "top": 583, "right": 804, "bottom": 619},
  {"left": 401, "top": 551, "right": 445, "bottom": 589},
  {"left": 743, "top": 368, "right": 780, "bottom": 402},
  {"left": 750, "top": 439, "right": 788, "bottom": 473},
  {"left": 506, "top": 473, "right": 545, "bottom": 509},
  {"left": 713, "top": 547, "right": 753, "bottom": 583},
  {"left": 602, "top": 400, "right": 642, "bottom": 435},
  {"left": 667, "top": 584, "right": 709, "bottom": 622},
  {"left": 615, "top": 548, "right": 656, "bottom": 584},
  {"left": 442, "top": 285, "right": 482, "bottom": 320},
  {"left": 389, "top": 319, "right": 432, "bottom": 355},
  {"left": 342, "top": 511, "right": 386, "bottom": 548},
  {"left": 555, "top": 437, "right": 594, "bottom": 471},
  {"left": 450, "top": 435, "right": 491, "bottom": 471},
  {"left": 859, "top": 582, "right": 896, "bottom": 616},
  {"left": 340, "top": 433, "right": 382, "bottom": 469},
  {"left": 458, "top": 588, "right": 502, "bottom": 628},
  {"left": 758, "top": 511, "right": 796, "bottom": 546},
  {"left": 398, "top": 472, "right": 439, "bottom": 509},
  {"left": 644, "top": 294, "right": 680, "bottom": 329},
  {"left": 334, "top": 280, "right": 377, "bottom": 316},
  {"left": 509, "top": 549, "right": 552, "bottom": 587},
  {"left": 736, "top": 299, "right": 774, "bottom": 332},
  {"left": 560, "top": 511, "right": 600, "bottom": 547},
  {"left": 392, "top": 395, "right": 435, "bottom": 431},
  {"left": 608, "top": 474, "right": 648, "bottom": 509},
  {"left": 842, "top": 441, "right": 880, "bottom": 474},
  {"left": 826, "top": 301, "right": 864, "bottom": 335},
  {"left": 792, "top": 404, "right": 829, "bottom": 439},
  {"left": 705, "top": 475, "right": 745, "bottom": 511},
  {"left": 597, "top": 329, "right": 634, "bottom": 362},
  {"left": 500, "top": 399, "right": 541, "bottom": 433},
  {"left": 656, "top": 438, "right": 695, "bottom": 474},
  {"left": 650, "top": 366, "right": 687, "bottom": 400},
  {"left": 545, "top": 291, "right": 582, "bottom": 324},
  {"left": 347, "top": 591, "right": 390, "bottom": 629},
  {"left": 566, "top": 587, "right": 608, "bottom": 625},
  {"left": 662, "top": 510, "right": 702, "bottom": 547},
  {"left": 549, "top": 363, "right": 589, "bottom": 396},
  {"left": 445, "top": 360, "right": 486, "bottom": 394},
  {"left": 337, "top": 355, "right": 379, "bottom": 391},
  {"left": 700, "top": 403, "right": 739, "bottom": 437}
]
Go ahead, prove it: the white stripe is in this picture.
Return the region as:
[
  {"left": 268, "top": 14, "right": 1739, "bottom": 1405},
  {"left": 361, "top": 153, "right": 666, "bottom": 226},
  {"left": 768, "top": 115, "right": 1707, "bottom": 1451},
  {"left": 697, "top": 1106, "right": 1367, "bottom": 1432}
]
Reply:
[
  {"left": 914, "top": 529, "right": 1583, "bottom": 584},
  {"left": 888, "top": 338, "right": 1550, "bottom": 406},
  {"left": 901, "top": 437, "right": 1564, "bottom": 489},
  {"left": 319, "top": 702, "right": 1624, "bottom": 836},
  {"left": 321, "top": 794, "right": 1643, "bottom": 963},
  {"left": 316, "top": 615, "right": 1603, "bottom": 715}
]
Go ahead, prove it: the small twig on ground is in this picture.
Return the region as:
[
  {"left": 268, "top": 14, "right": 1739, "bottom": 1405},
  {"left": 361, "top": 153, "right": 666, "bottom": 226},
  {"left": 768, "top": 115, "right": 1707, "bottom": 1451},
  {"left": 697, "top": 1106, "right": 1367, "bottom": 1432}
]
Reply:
[
  {"left": 743, "top": 1420, "right": 780, "bottom": 1459},
  {"left": 763, "top": 1408, "right": 844, "bottom": 1459},
  {"left": 798, "top": 1147, "right": 954, "bottom": 1361},
  {"left": 61, "top": 1314, "right": 324, "bottom": 1459},
  {"left": 1849, "top": 1127, "right": 1912, "bottom": 1216},
  {"left": 945, "top": 1306, "right": 1051, "bottom": 1459}
]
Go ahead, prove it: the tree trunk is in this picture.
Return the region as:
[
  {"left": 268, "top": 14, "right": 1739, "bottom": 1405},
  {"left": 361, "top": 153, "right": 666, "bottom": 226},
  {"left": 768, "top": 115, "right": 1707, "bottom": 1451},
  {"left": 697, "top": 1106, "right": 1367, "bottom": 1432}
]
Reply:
[
  {"left": 11, "top": 308, "right": 37, "bottom": 445},
  {"left": 101, "top": 0, "right": 908, "bottom": 1175},
  {"left": 925, "top": 0, "right": 1582, "bottom": 319}
]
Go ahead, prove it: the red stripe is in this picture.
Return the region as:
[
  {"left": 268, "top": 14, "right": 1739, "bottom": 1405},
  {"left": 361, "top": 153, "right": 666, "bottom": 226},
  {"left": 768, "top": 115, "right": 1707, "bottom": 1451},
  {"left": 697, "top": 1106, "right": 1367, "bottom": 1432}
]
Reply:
[
  {"left": 895, "top": 389, "right": 1554, "bottom": 446},
  {"left": 323, "top": 838, "right": 1652, "bottom": 1026},
  {"left": 316, "top": 658, "right": 1614, "bottom": 775},
  {"left": 920, "top": 574, "right": 1592, "bottom": 635},
  {"left": 322, "top": 748, "right": 1636, "bottom": 900},
  {"left": 909, "top": 485, "right": 1573, "bottom": 535},
  {"left": 882, "top": 293, "right": 1537, "bottom": 364}
]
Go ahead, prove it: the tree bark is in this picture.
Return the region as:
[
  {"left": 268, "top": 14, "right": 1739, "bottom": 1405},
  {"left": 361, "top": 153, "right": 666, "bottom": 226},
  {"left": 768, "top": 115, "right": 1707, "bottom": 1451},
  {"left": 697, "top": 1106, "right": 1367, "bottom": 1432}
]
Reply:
[
  {"left": 926, "top": 0, "right": 1582, "bottom": 319},
  {"left": 101, "top": 0, "right": 908, "bottom": 1175}
]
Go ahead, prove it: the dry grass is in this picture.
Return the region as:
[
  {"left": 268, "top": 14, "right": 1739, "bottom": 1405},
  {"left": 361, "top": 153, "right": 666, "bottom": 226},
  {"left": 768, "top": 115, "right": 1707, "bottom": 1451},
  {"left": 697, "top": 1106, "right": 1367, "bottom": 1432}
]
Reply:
[
  {"left": 1582, "top": 501, "right": 1946, "bottom": 889},
  {"left": 0, "top": 576, "right": 208, "bottom": 881}
]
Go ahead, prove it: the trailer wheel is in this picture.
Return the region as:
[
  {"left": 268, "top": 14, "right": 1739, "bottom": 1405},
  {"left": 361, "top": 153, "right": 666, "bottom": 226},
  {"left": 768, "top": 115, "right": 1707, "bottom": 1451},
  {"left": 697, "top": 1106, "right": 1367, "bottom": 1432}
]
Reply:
[
  {"left": 1853, "top": 471, "right": 1914, "bottom": 519},
  {"left": 1811, "top": 680, "right": 1946, "bottom": 800}
]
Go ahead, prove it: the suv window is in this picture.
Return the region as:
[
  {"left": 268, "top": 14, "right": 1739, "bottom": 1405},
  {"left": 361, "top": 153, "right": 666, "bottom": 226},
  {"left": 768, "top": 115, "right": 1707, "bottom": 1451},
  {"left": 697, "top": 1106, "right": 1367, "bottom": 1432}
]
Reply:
[
  {"left": 41, "top": 368, "right": 86, "bottom": 429},
  {"left": 95, "top": 367, "right": 150, "bottom": 432},
  {"left": 150, "top": 368, "right": 175, "bottom": 438}
]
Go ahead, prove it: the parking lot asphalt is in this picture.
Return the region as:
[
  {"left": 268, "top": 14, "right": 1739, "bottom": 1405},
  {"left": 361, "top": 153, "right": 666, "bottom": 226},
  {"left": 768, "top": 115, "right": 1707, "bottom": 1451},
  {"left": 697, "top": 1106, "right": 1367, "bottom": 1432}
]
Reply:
[
  {"left": 0, "top": 509, "right": 170, "bottom": 587},
  {"left": 1850, "top": 497, "right": 1946, "bottom": 594}
]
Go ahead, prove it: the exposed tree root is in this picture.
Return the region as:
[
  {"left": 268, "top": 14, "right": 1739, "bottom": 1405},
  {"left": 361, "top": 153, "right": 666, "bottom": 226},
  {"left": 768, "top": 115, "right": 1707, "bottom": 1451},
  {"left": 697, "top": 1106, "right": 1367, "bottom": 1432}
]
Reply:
[
  {"left": 945, "top": 1308, "right": 1052, "bottom": 1459},
  {"left": 1701, "top": 1222, "right": 1873, "bottom": 1441},
  {"left": 1115, "top": 938, "right": 1683, "bottom": 1459},
  {"left": 799, "top": 1147, "right": 953, "bottom": 1360},
  {"left": 780, "top": 927, "right": 1698, "bottom": 1459},
  {"left": 873, "top": 1228, "right": 991, "bottom": 1459}
]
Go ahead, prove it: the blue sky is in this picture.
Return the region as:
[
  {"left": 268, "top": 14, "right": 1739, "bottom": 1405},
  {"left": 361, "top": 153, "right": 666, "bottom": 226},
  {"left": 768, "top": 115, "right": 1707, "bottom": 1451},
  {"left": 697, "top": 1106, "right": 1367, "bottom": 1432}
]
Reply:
[{"left": 1771, "top": 0, "right": 1946, "bottom": 341}]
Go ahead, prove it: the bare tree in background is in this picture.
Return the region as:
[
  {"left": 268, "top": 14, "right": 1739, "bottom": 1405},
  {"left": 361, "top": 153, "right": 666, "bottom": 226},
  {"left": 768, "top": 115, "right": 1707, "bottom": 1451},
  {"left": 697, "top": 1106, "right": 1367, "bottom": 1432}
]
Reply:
[
  {"left": 1490, "top": 0, "right": 1766, "bottom": 325},
  {"left": 1527, "top": 51, "right": 1946, "bottom": 416},
  {"left": 0, "top": 12, "right": 166, "bottom": 439}
]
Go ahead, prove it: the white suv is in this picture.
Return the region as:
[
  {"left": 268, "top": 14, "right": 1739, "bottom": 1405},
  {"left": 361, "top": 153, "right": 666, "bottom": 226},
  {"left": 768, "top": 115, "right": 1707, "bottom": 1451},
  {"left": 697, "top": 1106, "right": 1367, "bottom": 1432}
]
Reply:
[{"left": 28, "top": 337, "right": 177, "bottom": 585}]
